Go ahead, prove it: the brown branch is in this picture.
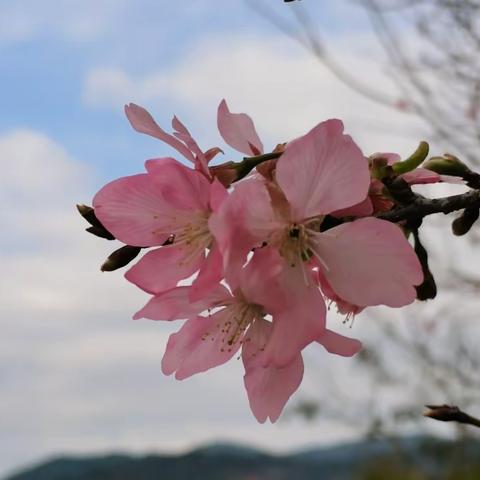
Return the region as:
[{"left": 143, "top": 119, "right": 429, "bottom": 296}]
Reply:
[
  {"left": 232, "top": 151, "right": 480, "bottom": 226},
  {"left": 377, "top": 189, "right": 480, "bottom": 223},
  {"left": 424, "top": 404, "right": 480, "bottom": 428},
  {"left": 236, "top": 151, "right": 282, "bottom": 180}
]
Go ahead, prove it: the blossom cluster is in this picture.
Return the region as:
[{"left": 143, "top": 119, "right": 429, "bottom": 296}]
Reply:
[{"left": 91, "top": 100, "right": 425, "bottom": 422}]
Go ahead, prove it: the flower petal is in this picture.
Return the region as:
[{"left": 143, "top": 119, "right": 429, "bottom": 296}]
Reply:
[
  {"left": 172, "top": 115, "right": 211, "bottom": 178},
  {"left": 239, "top": 247, "right": 292, "bottom": 313},
  {"left": 162, "top": 312, "right": 243, "bottom": 380},
  {"left": 133, "top": 284, "right": 231, "bottom": 321},
  {"left": 242, "top": 319, "right": 303, "bottom": 423},
  {"left": 239, "top": 248, "right": 327, "bottom": 367},
  {"left": 264, "top": 283, "right": 326, "bottom": 367},
  {"left": 144, "top": 158, "right": 211, "bottom": 211},
  {"left": 189, "top": 242, "right": 224, "bottom": 302},
  {"left": 312, "top": 217, "right": 423, "bottom": 307},
  {"left": 316, "top": 272, "right": 365, "bottom": 317},
  {"left": 402, "top": 168, "right": 441, "bottom": 185},
  {"left": 124, "top": 103, "right": 196, "bottom": 163},
  {"left": 93, "top": 173, "right": 175, "bottom": 246},
  {"left": 317, "top": 329, "right": 362, "bottom": 357},
  {"left": 217, "top": 99, "right": 264, "bottom": 156},
  {"left": 276, "top": 119, "right": 370, "bottom": 219},
  {"left": 209, "top": 178, "right": 229, "bottom": 213},
  {"left": 125, "top": 244, "right": 205, "bottom": 294},
  {"left": 331, "top": 196, "right": 373, "bottom": 218},
  {"left": 209, "top": 178, "right": 281, "bottom": 283},
  {"left": 204, "top": 146, "right": 223, "bottom": 162}
]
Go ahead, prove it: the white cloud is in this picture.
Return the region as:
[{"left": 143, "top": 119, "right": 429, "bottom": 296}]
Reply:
[
  {"left": 0, "top": 0, "right": 127, "bottom": 44},
  {"left": 3, "top": 24, "right": 474, "bottom": 479},
  {"left": 83, "top": 34, "right": 427, "bottom": 158},
  {"left": 0, "top": 129, "right": 370, "bottom": 477}
]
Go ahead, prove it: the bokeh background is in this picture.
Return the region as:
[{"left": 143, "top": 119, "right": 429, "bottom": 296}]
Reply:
[{"left": 2, "top": 1, "right": 480, "bottom": 478}]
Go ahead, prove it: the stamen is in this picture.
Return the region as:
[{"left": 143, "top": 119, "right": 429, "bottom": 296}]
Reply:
[{"left": 311, "top": 248, "right": 330, "bottom": 272}]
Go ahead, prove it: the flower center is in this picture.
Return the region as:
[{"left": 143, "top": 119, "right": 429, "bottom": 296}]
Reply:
[
  {"left": 276, "top": 223, "right": 313, "bottom": 268},
  {"left": 205, "top": 294, "right": 264, "bottom": 354},
  {"left": 170, "top": 212, "right": 213, "bottom": 263}
]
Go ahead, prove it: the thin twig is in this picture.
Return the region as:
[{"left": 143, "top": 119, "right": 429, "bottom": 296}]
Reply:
[
  {"left": 424, "top": 404, "right": 480, "bottom": 428},
  {"left": 377, "top": 189, "right": 480, "bottom": 222}
]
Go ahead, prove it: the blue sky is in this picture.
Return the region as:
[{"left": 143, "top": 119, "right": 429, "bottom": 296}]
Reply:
[
  {"left": 0, "top": 1, "right": 378, "bottom": 183},
  {"left": 1, "top": 1, "right": 460, "bottom": 477}
]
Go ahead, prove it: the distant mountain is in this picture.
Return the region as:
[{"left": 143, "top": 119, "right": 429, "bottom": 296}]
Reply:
[{"left": 5, "top": 437, "right": 480, "bottom": 480}]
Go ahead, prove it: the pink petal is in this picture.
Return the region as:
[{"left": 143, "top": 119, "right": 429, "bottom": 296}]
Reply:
[
  {"left": 331, "top": 196, "right": 374, "bottom": 218},
  {"left": 209, "top": 178, "right": 228, "bottom": 212},
  {"left": 242, "top": 319, "right": 303, "bottom": 423},
  {"left": 244, "top": 247, "right": 326, "bottom": 367},
  {"left": 94, "top": 159, "right": 212, "bottom": 247},
  {"left": 125, "top": 244, "right": 205, "bottom": 294},
  {"left": 144, "top": 158, "right": 211, "bottom": 211},
  {"left": 312, "top": 217, "right": 423, "bottom": 307},
  {"left": 402, "top": 168, "right": 441, "bottom": 185},
  {"left": 162, "top": 311, "right": 243, "bottom": 380},
  {"left": 264, "top": 281, "right": 326, "bottom": 367},
  {"left": 189, "top": 242, "right": 224, "bottom": 302},
  {"left": 204, "top": 147, "right": 224, "bottom": 162},
  {"left": 93, "top": 173, "right": 176, "bottom": 246},
  {"left": 317, "top": 329, "right": 362, "bottom": 357},
  {"left": 239, "top": 249, "right": 326, "bottom": 367},
  {"left": 401, "top": 168, "right": 464, "bottom": 185},
  {"left": 172, "top": 115, "right": 211, "bottom": 178},
  {"left": 239, "top": 247, "right": 292, "bottom": 313},
  {"left": 124, "top": 103, "right": 196, "bottom": 163},
  {"left": 209, "top": 178, "right": 281, "bottom": 282},
  {"left": 438, "top": 174, "right": 465, "bottom": 184},
  {"left": 217, "top": 99, "right": 264, "bottom": 156},
  {"left": 241, "top": 252, "right": 327, "bottom": 368},
  {"left": 276, "top": 119, "right": 370, "bottom": 219},
  {"left": 317, "top": 272, "right": 365, "bottom": 317},
  {"left": 133, "top": 284, "right": 231, "bottom": 321}
]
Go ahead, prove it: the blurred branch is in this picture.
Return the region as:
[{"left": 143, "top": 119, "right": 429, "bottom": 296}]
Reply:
[
  {"left": 424, "top": 404, "right": 480, "bottom": 428},
  {"left": 246, "top": 0, "right": 402, "bottom": 107}
]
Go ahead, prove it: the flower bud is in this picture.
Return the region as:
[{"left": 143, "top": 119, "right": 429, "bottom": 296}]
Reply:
[
  {"left": 86, "top": 226, "right": 116, "bottom": 241},
  {"left": 424, "top": 154, "right": 480, "bottom": 188},
  {"left": 391, "top": 141, "right": 429, "bottom": 175},
  {"left": 451, "top": 207, "right": 479, "bottom": 236},
  {"left": 101, "top": 245, "right": 142, "bottom": 272},
  {"left": 77, "top": 204, "right": 115, "bottom": 240},
  {"left": 412, "top": 228, "right": 437, "bottom": 300},
  {"left": 423, "top": 154, "right": 471, "bottom": 177}
]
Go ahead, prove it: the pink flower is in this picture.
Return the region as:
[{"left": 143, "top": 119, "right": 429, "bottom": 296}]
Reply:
[
  {"left": 317, "top": 272, "right": 365, "bottom": 320},
  {"left": 125, "top": 103, "right": 222, "bottom": 179},
  {"left": 217, "top": 99, "right": 264, "bottom": 156},
  {"left": 371, "top": 152, "right": 464, "bottom": 186},
  {"left": 210, "top": 120, "right": 423, "bottom": 310},
  {"left": 134, "top": 248, "right": 361, "bottom": 422},
  {"left": 334, "top": 152, "right": 465, "bottom": 217},
  {"left": 93, "top": 158, "right": 227, "bottom": 300}
]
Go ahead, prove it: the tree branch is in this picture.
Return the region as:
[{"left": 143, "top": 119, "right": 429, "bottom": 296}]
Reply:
[
  {"left": 424, "top": 404, "right": 480, "bottom": 429},
  {"left": 377, "top": 189, "right": 480, "bottom": 223}
]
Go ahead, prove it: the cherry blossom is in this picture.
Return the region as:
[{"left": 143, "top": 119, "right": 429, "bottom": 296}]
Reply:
[
  {"left": 84, "top": 99, "right": 437, "bottom": 423},
  {"left": 93, "top": 158, "right": 227, "bottom": 300},
  {"left": 134, "top": 248, "right": 361, "bottom": 422},
  {"left": 210, "top": 120, "right": 423, "bottom": 309},
  {"left": 124, "top": 103, "right": 222, "bottom": 179}
]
